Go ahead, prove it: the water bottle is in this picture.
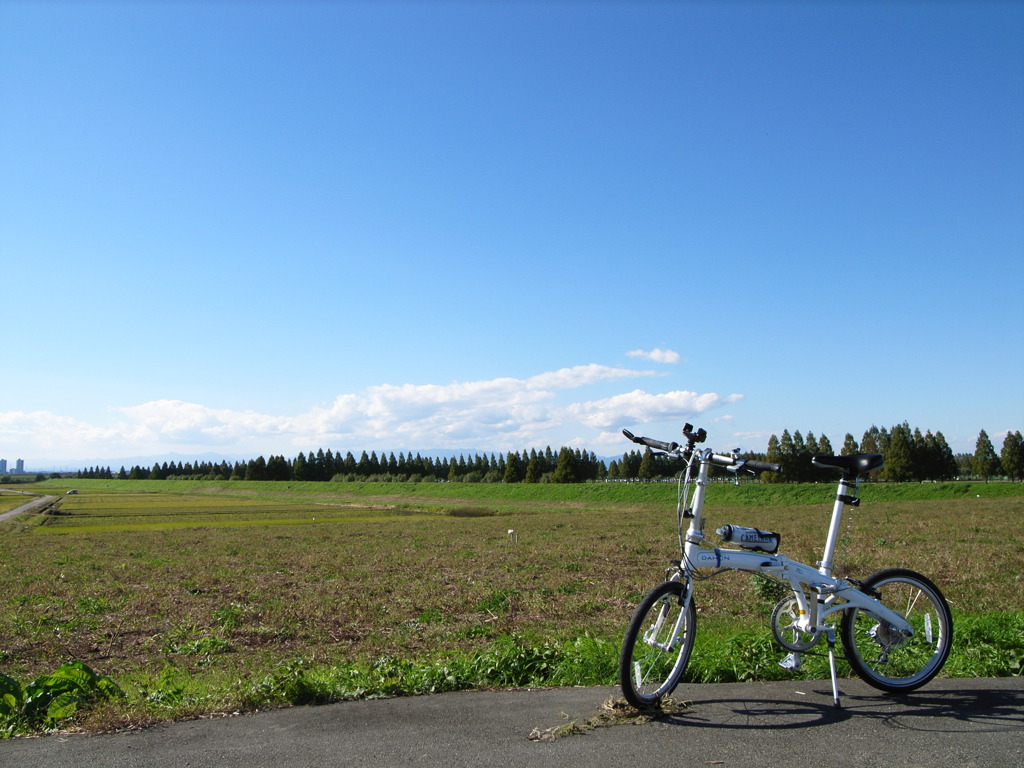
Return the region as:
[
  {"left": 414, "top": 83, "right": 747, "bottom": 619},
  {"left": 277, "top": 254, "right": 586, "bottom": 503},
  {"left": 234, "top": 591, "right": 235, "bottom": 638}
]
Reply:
[{"left": 717, "top": 524, "right": 780, "bottom": 554}]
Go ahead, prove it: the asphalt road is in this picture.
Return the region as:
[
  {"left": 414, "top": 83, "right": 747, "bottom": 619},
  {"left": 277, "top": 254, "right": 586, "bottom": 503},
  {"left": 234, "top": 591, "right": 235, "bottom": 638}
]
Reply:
[{"left": 2, "top": 677, "right": 1021, "bottom": 767}]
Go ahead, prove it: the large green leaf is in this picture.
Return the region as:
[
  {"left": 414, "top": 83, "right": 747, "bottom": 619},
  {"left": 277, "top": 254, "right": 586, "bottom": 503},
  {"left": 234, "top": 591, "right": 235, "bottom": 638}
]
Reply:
[
  {"left": 47, "top": 666, "right": 95, "bottom": 691},
  {"left": 1, "top": 693, "right": 19, "bottom": 718},
  {"left": 44, "top": 692, "right": 81, "bottom": 724},
  {"left": 94, "top": 676, "right": 124, "bottom": 699},
  {"left": 0, "top": 675, "right": 22, "bottom": 708}
]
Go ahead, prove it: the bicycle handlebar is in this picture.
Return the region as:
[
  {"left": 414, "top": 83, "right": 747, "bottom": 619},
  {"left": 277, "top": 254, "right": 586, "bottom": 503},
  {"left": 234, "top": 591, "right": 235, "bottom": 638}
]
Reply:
[{"left": 622, "top": 428, "right": 782, "bottom": 474}]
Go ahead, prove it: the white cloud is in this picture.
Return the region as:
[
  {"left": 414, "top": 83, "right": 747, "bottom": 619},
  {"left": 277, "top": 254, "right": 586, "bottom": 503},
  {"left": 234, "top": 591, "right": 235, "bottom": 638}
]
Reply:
[
  {"left": 567, "top": 390, "right": 743, "bottom": 429},
  {"left": 117, "top": 401, "right": 291, "bottom": 445},
  {"left": 526, "top": 364, "right": 652, "bottom": 389},
  {"left": 627, "top": 348, "right": 682, "bottom": 364},
  {"left": 0, "top": 410, "right": 121, "bottom": 455},
  {"left": 1, "top": 364, "right": 743, "bottom": 461},
  {"left": 301, "top": 366, "right": 655, "bottom": 448}
]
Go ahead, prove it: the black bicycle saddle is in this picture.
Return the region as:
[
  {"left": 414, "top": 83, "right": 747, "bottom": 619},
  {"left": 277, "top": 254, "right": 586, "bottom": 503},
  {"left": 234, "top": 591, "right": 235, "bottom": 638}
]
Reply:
[{"left": 811, "top": 453, "right": 884, "bottom": 475}]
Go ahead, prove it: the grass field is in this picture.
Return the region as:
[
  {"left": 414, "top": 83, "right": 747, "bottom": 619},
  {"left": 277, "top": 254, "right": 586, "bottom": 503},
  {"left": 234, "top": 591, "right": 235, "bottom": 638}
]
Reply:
[{"left": 1, "top": 477, "right": 1022, "bottom": 734}]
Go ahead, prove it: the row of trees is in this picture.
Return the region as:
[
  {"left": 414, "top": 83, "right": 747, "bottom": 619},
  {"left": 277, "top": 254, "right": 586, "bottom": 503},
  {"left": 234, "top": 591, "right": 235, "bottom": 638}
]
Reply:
[
  {"left": 972, "top": 429, "right": 1023, "bottom": 481},
  {"left": 89, "top": 446, "right": 610, "bottom": 484},
  {"left": 761, "top": 424, "right": 1024, "bottom": 483},
  {"left": 73, "top": 426, "right": 1024, "bottom": 485}
]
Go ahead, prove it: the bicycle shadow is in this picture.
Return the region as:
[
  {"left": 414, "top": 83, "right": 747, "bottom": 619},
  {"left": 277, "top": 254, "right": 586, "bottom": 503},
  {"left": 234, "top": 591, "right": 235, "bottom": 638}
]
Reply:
[
  {"left": 656, "top": 684, "right": 1024, "bottom": 732},
  {"left": 866, "top": 686, "right": 1024, "bottom": 733}
]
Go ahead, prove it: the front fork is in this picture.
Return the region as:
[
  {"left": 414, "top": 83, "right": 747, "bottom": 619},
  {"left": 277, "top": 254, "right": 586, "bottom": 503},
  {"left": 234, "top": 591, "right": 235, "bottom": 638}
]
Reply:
[{"left": 643, "top": 563, "right": 693, "bottom": 652}]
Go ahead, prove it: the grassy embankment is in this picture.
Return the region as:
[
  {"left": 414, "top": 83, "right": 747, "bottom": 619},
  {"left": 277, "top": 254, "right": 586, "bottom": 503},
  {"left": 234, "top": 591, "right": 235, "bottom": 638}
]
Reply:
[{"left": 1, "top": 477, "right": 1021, "bottom": 734}]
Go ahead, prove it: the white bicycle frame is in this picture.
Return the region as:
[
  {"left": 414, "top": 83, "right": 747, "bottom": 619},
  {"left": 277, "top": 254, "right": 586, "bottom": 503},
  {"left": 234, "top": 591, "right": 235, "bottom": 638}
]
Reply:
[{"left": 668, "top": 447, "right": 913, "bottom": 706}]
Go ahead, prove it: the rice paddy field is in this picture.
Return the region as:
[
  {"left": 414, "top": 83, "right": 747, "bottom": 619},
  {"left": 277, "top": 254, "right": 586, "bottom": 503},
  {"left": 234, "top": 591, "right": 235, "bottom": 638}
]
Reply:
[{"left": 1, "top": 478, "right": 1022, "bottom": 733}]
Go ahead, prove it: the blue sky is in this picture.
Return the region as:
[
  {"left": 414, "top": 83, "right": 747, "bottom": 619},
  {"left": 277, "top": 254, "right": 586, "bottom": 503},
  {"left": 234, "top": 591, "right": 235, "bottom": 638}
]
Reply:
[{"left": 1, "top": 0, "right": 1022, "bottom": 467}]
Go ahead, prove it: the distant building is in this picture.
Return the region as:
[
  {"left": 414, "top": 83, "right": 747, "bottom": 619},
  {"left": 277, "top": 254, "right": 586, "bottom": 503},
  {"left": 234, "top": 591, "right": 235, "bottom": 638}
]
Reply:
[
  {"left": 0, "top": 459, "right": 6, "bottom": 473},
  {"left": 15, "top": 459, "right": 24, "bottom": 474}
]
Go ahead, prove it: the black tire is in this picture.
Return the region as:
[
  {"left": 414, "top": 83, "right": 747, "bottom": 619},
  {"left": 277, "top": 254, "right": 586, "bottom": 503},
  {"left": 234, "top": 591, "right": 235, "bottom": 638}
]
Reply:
[
  {"left": 619, "top": 580, "right": 696, "bottom": 710},
  {"left": 840, "top": 568, "right": 952, "bottom": 693}
]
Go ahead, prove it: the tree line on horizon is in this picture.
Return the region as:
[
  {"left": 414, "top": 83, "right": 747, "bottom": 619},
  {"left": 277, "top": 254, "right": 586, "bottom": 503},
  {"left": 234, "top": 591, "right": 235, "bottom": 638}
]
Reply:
[
  {"left": 759, "top": 424, "right": 1024, "bottom": 483},
  {"left": 77, "top": 446, "right": 609, "bottom": 485},
  {"left": 67, "top": 425, "right": 1024, "bottom": 484}
]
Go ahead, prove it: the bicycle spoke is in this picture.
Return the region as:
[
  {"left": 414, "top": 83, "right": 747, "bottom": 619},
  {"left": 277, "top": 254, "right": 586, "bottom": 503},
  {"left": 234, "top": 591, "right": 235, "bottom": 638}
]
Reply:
[
  {"left": 619, "top": 581, "right": 695, "bottom": 709},
  {"left": 841, "top": 570, "right": 952, "bottom": 692}
]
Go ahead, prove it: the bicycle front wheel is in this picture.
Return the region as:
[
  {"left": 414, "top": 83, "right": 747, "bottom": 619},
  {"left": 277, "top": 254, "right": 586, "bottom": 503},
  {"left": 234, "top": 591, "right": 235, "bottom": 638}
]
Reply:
[
  {"left": 619, "top": 580, "right": 696, "bottom": 710},
  {"left": 840, "top": 568, "right": 952, "bottom": 693}
]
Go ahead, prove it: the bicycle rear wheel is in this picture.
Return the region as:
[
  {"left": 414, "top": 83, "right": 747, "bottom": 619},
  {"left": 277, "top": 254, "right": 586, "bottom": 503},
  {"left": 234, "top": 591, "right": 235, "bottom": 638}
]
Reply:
[
  {"left": 840, "top": 568, "right": 952, "bottom": 692},
  {"left": 619, "top": 580, "right": 695, "bottom": 710}
]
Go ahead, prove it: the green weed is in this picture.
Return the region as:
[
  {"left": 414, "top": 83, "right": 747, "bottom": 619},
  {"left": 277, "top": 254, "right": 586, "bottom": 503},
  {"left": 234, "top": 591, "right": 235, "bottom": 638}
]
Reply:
[
  {"left": 212, "top": 602, "right": 248, "bottom": 629},
  {"left": 474, "top": 588, "right": 521, "bottom": 616},
  {"left": 0, "top": 661, "right": 123, "bottom": 737},
  {"left": 943, "top": 612, "right": 1024, "bottom": 678},
  {"left": 139, "top": 665, "right": 187, "bottom": 708}
]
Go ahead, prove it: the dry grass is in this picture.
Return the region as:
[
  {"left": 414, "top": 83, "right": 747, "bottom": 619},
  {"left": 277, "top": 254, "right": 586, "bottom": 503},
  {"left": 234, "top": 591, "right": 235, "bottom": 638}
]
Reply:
[
  {"left": 528, "top": 696, "right": 689, "bottom": 740},
  {"left": 3, "top": 487, "right": 1021, "bottom": 677},
  {"left": 1, "top": 482, "right": 1021, "bottom": 732}
]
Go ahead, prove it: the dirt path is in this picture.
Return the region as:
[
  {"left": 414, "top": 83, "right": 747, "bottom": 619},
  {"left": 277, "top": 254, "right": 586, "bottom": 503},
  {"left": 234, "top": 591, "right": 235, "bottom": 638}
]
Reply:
[{"left": 0, "top": 492, "right": 59, "bottom": 522}]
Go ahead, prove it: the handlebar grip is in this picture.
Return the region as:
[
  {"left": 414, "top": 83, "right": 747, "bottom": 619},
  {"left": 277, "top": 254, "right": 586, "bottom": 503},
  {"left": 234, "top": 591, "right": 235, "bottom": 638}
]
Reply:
[
  {"left": 743, "top": 459, "right": 782, "bottom": 474},
  {"left": 621, "top": 429, "right": 678, "bottom": 453},
  {"left": 645, "top": 437, "right": 679, "bottom": 452}
]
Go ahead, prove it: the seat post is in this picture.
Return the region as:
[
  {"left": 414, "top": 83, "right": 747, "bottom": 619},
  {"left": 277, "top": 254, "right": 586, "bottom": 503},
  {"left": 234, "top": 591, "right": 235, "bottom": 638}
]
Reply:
[{"left": 819, "top": 472, "right": 858, "bottom": 577}]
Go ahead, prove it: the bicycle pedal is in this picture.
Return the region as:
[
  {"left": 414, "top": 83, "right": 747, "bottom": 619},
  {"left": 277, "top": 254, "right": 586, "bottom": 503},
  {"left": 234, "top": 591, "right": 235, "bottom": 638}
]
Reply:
[{"left": 779, "top": 652, "right": 802, "bottom": 671}]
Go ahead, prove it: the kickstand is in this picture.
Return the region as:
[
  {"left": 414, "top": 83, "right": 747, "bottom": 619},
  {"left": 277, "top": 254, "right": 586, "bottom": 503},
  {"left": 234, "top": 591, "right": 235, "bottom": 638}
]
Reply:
[{"left": 825, "top": 627, "right": 841, "bottom": 709}]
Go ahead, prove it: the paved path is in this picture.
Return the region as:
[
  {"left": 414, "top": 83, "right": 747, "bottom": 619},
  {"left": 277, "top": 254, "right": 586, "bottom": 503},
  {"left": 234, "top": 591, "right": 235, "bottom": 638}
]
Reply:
[
  {"left": 1, "top": 677, "right": 1021, "bottom": 767},
  {"left": 0, "top": 493, "right": 58, "bottom": 522}
]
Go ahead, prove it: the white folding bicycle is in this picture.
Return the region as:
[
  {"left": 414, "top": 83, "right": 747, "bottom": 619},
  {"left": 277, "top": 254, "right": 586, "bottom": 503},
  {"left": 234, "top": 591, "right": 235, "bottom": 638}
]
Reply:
[{"left": 618, "top": 424, "right": 952, "bottom": 710}]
